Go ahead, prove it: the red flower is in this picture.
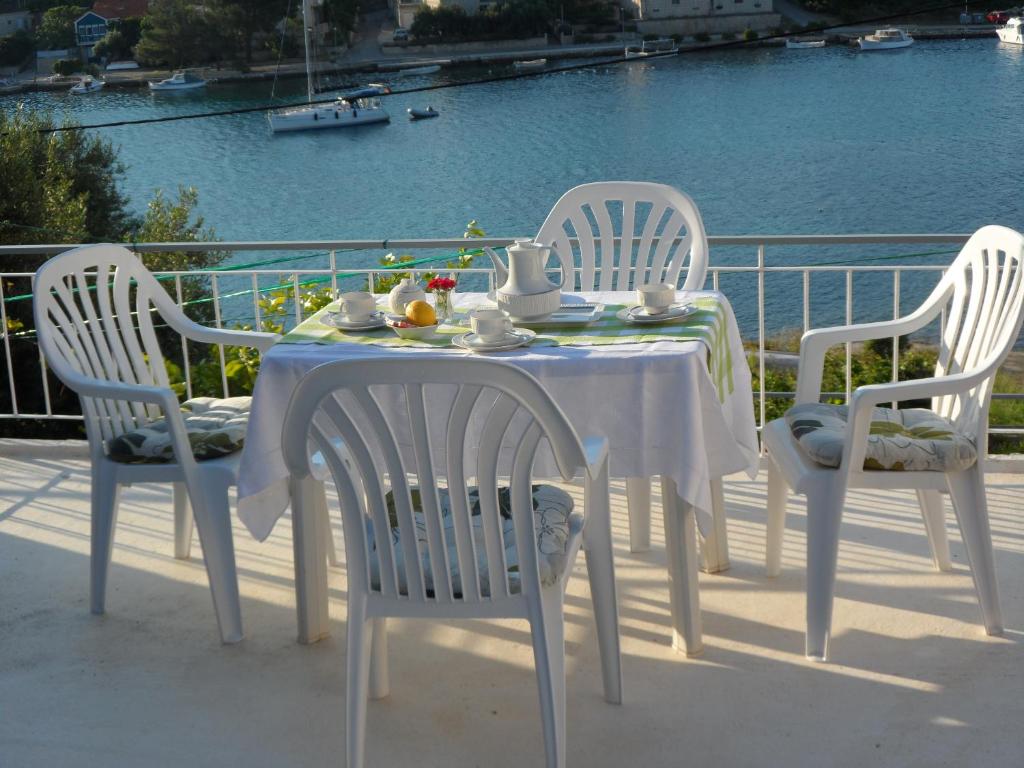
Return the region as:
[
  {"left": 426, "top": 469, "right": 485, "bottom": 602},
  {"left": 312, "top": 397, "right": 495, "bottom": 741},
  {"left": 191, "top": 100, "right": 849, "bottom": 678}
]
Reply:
[{"left": 428, "top": 276, "right": 457, "bottom": 292}]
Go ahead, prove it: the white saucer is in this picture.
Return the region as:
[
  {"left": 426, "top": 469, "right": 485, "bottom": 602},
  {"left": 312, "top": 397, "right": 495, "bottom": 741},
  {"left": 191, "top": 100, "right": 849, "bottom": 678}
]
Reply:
[
  {"left": 616, "top": 303, "right": 696, "bottom": 325},
  {"left": 452, "top": 329, "right": 536, "bottom": 353},
  {"left": 322, "top": 310, "right": 386, "bottom": 331}
]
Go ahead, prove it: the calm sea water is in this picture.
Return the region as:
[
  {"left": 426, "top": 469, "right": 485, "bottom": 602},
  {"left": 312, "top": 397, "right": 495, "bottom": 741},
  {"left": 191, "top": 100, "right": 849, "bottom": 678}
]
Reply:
[{"left": 7, "top": 38, "right": 1024, "bottom": 335}]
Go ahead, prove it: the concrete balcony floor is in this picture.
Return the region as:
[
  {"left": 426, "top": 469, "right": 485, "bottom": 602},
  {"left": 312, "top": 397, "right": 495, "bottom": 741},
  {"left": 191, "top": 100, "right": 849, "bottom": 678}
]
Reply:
[{"left": 1, "top": 450, "right": 1022, "bottom": 767}]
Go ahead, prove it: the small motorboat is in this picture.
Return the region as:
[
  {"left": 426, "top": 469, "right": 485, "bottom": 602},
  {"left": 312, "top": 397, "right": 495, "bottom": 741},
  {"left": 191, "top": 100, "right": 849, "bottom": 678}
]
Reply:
[
  {"left": 69, "top": 76, "right": 104, "bottom": 94},
  {"left": 624, "top": 38, "right": 679, "bottom": 58},
  {"left": 786, "top": 38, "right": 826, "bottom": 49},
  {"left": 513, "top": 58, "right": 547, "bottom": 72},
  {"left": 149, "top": 71, "right": 206, "bottom": 91},
  {"left": 393, "top": 64, "right": 441, "bottom": 76},
  {"left": 858, "top": 28, "right": 913, "bottom": 50},
  {"left": 997, "top": 17, "right": 1023, "bottom": 45},
  {"left": 408, "top": 106, "right": 439, "bottom": 120}
]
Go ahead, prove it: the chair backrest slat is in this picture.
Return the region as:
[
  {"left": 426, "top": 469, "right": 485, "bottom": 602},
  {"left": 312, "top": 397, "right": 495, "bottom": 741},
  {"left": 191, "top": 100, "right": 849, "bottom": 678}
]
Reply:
[
  {"left": 281, "top": 359, "right": 587, "bottom": 609},
  {"left": 406, "top": 382, "right": 454, "bottom": 602},
  {"left": 536, "top": 181, "right": 709, "bottom": 292},
  {"left": 445, "top": 384, "right": 485, "bottom": 602},
  {"left": 352, "top": 386, "right": 427, "bottom": 600}
]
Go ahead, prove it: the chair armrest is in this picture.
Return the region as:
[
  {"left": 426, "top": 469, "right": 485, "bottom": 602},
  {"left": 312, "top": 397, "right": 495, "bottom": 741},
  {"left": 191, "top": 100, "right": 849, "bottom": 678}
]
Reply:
[
  {"left": 582, "top": 436, "right": 609, "bottom": 479},
  {"left": 175, "top": 322, "right": 280, "bottom": 353},
  {"left": 795, "top": 291, "right": 948, "bottom": 404},
  {"left": 840, "top": 368, "right": 989, "bottom": 472},
  {"left": 62, "top": 369, "right": 182, "bottom": 412}
]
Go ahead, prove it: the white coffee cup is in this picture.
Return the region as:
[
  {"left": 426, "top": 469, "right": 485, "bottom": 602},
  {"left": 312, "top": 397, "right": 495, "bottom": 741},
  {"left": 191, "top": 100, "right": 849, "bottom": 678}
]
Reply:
[
  {"left": 338, "top": 291, "right": 376, "bottom": 321},
  {"left": 636, "top": 282, "right": 676, "bottom": 315},
  {"left": 470, "top": 308, "right": 513, "bottom": 343}
]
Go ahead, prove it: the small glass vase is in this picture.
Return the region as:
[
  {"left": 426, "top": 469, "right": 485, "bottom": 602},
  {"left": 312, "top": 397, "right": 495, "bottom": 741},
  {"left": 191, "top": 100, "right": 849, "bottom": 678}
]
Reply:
[{"left": 434, "top": 290, "right": 455, "bottom": 323}]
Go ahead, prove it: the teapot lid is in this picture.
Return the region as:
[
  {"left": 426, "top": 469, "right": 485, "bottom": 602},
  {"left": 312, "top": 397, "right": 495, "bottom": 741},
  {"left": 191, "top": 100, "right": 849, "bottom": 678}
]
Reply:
[{"left": 509, "top": 238, "right": 545, "bottom": 251}]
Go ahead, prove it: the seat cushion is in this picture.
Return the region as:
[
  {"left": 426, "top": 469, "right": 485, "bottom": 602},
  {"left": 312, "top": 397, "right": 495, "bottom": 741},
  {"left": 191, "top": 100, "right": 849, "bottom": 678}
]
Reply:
[
  {"left": 106, "top": 396, "right": 251, "bottom": 464},
  {"left": 785, "top": 402, "right": 977, "bottom": 472},
  {"left": 371, "top": 484, "right": 581, "bottom": 597}
]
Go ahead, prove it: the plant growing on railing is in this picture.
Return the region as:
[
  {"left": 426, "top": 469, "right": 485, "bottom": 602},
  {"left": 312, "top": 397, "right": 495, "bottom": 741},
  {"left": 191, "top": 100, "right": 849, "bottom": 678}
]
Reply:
[{"left": 371, "top": 219, "right": 485, "bottom": 293}]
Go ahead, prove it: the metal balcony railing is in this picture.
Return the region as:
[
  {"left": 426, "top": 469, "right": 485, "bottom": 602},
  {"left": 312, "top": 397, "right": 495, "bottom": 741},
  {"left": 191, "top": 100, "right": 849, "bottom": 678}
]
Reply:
[{"left": 2, "top": 233, "right": 1022, "bottom": 446}]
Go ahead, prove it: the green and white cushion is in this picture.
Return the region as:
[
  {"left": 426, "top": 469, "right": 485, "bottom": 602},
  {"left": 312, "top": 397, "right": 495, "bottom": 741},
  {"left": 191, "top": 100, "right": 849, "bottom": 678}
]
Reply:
[
  {"left": 370, "top": 484, "right": 581, "bottom": 597},
  {"left": 106, "top": 396, "right": 251, "bottom": 464},
  {"left": 785, "top": 402, "right": 977, "bottom": 472}
]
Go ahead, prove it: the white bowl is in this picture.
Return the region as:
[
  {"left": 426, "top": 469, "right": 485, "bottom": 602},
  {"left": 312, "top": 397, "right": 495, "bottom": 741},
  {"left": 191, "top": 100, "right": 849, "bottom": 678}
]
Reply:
[{"left": 386, "top": 316, "right": 438, "bottom": 340}]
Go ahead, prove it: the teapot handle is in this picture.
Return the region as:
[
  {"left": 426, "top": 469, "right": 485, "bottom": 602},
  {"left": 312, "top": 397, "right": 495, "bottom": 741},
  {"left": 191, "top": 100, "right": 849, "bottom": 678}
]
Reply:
[{"left": 549, "top": 244, "right": 572, "bottom": 290}]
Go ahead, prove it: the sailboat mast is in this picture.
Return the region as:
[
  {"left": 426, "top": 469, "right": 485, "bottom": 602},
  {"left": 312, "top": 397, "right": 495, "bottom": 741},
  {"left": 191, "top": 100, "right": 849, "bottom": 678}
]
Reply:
[{"left": 302, "top": 0, "right": 314, "bottom": 103}]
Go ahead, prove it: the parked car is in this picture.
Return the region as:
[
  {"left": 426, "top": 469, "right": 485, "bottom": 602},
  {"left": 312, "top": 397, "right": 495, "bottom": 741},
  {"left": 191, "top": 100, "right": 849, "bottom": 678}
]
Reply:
[
  {"left": 987, "top": 10, "right": 1011, "bottom": 23},
  {"left": 393, "top": 27, "right": 410, "bottom": 42}
]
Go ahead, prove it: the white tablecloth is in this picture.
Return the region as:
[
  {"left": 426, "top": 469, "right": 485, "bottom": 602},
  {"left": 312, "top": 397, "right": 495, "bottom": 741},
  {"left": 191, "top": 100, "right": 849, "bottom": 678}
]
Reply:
[{"left": 236, "top": 291, "right": 759, "bottom": 541}]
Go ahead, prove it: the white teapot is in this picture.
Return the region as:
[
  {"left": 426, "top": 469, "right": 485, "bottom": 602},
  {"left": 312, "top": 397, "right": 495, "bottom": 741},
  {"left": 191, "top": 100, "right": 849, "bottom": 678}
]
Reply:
[
  {"left": 483, "top": 239, "right": 574, "bottom": 321},
  {"left": 387, "top": 277, "right": 426, "bottom": 315}
]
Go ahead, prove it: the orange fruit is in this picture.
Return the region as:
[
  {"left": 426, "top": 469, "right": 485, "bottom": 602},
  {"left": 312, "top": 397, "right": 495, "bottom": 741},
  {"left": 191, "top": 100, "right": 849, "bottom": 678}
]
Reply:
[{"left": 405, "top": 300, "right": 436, "bottom": 327}]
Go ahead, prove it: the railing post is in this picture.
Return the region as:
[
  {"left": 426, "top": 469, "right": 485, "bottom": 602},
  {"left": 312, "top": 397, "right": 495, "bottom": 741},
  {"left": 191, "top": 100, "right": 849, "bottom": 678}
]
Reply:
[
  {"left": 845, "top": 270, "right": 853, "bottom": 404},
  {"left": 892, "top": 269, "right": 901, "bottom": 409},
  {"left": 211, "top": 274, "right": 229, "bottom": 399},
  {"left": 757, "top": 244, "right": 766, "bottom": 430},
  {"left": 175, "top": 275, "right": 193, "bottom": 401},
  {"left": 0, "top": 277, "right": 20, "bottom": 415}
]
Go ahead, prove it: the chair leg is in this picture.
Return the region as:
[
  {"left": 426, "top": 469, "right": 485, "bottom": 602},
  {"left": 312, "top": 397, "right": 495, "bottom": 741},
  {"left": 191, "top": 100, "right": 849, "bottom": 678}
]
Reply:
[
  {"left": 805, "top": 481, "right": 846, "bottom": 662},
  {"left": 625, "top": 476, "right": 651, "bottom": 553},
  {"left": 315, "top": 481, "right": 340, "bottom": 568},
  {"left": 765, "top": 458, "right": 787, "bottom": 577},
  {"left": 346, "top": 597, "right": 373, "bottom": 768},
  {"left": 90, "top": 464, "right": 121, "bottom": 615},
  {"left": 946, "top": 466, "right": 1003, "bottom": 636},
  {"left": 584, "top": 460, "right": 623, "bottom": 705},
  {"left": 661, "top": 476, "right": 703, "bottom": 657},
  {"left": 915, "top": 489, "right": 952, "bottom": 572},
  {"left": 173, "top": 482, "right": 193, "bottom": 560},
  {"left": 700, "top": 476, "right": 730, "bottom": 574},
  {"left": 188, "top": 481, "right": 243, "bottom": 644},
  {"left": 369, "top": 617, "right": 389, "bottom": 700},
  {"left": 530, "top": 589, "right": 567, "bottom": 768}
]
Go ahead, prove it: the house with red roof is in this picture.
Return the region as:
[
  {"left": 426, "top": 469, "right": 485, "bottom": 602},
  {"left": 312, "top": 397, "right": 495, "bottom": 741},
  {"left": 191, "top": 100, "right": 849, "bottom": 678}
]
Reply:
[{"left": 74, "top": 0, "right": 149, "bottom": 57}]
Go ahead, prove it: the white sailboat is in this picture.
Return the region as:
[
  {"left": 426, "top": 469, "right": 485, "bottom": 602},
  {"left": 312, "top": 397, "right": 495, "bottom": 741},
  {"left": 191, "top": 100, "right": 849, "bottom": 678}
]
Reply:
[{"left": 268, "top": 0, "right": 389, "bottom": 133}]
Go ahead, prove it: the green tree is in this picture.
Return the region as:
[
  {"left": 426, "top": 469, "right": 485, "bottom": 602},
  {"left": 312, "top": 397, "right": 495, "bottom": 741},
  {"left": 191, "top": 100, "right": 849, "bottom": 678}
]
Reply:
[
  {"left": 0, "top": 29, "right": 36, "bottom": 68},
  {"left": 0, "top": 108, "right": 228, "bottom": 437},
  {"left": 216, "top": 0, "right": 288, "bottom": 62},
  {"left": 136, "top": 0, "right": 236, "bottom": 67},
  {"left": 37, "top": 5, "right": 85, "bottom": 50},
  {"left": 92, "top": 28, "right": 129, "bottom": 60}
]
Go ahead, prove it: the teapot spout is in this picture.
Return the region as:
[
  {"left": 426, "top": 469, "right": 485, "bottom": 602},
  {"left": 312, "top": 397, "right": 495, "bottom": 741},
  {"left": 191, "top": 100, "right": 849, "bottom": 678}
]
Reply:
[{"left": 483, "top": 246, "right": 508, "bottom": 288}]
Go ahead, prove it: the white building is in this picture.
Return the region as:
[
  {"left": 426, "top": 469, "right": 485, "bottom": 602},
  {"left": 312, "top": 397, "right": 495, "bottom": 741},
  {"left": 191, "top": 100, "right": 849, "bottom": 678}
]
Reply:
[
  {"left": 0, "top": 10, "right": 31, "bottom": 38},
  {"left": 623, "top": 0, "right": 779, "bottom": 35}
]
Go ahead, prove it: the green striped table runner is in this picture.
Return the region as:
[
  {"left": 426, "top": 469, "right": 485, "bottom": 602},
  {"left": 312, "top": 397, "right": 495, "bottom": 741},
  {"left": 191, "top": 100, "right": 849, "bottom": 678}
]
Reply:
[{"left": 279, "top": 297, "right": 733, "bottom": 399}]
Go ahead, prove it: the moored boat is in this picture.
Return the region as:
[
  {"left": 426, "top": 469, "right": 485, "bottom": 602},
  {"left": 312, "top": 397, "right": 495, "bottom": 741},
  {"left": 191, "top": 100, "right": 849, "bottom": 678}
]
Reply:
[
  {"left": 625, "top": 38, "right": 679, "bottom": 58},
  {"left": 996, "top": 17, "right": 1023, "bottom": 45},
  {"left": 69, "top": 76, "right": 104, "bottom": 94},
  {"left": 857, "top": 28, "right": 913, "bottom": 50},
  {"left": 268, "top": 0, "right": 389, "bottom": 133},
  {"left": 408, "top": 106, "right": 439, "bottom": 120},
  {"left": 513, "top": 58, "right": 547, "bottom": 72},
  {"left": 393, "top": 64, "right": 441, "bottom": 76},
  {"left": 786, "top": 38, "right": 826, "bottom": 49},
  {"left": 149, "top": 71, "right": 206, "bottom": 91}
]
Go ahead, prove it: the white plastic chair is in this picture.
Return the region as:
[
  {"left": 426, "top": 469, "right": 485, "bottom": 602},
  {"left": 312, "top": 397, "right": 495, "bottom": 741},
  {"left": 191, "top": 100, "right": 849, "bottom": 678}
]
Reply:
[
  {"left": 763, "top": 225, "right": 1024, "bottom": 660},
  {"left": 281, "top": 358, "right": 622, "bottom": 768},
  {"left": 33, "top": 244, "right": 278, "bottom": 643},
  {"left": 535, "top": 181, "right": 708, "bottom": 293},
  {"left": 536, "top": 181, "right": 726, "bottom": 566}
]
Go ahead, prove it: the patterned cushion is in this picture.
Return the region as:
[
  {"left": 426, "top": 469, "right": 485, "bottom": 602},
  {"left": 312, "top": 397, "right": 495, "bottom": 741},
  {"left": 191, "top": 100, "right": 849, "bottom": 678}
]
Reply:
[
  {"left": 785, "top": 402, "right": 977, "bottom": 472},
  {"left": 371, "top": 484, "right": 581, "bottom": 597},
  {"left": 106, "top": 396, "right": 251, "bottom": 464}
]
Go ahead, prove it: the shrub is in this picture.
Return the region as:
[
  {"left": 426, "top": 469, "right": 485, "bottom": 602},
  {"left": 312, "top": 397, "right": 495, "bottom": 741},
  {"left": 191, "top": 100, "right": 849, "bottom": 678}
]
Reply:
[
  {"left": 52, "top": 58, "right": 82, "bottom": 76},
  {"left": 743, "top": 28, "right": 758, "bottom": 41}
]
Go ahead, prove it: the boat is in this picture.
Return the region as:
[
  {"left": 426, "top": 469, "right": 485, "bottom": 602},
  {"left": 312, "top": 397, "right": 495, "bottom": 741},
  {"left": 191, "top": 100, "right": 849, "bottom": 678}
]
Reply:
[
  {"left": 393, "top": 64, "right": 441, "bottom": 76},
  {"left": 786, "top": 38, "right": 826, "bottom": 49},
  {"left": 512, "top": 59, "right": 547, "bottom": 72},
  {"left": 408, "top": 106, "right": 439, "bottom": 120},
  {"left": 857, "top": 28, "right": 914, "bottom": 50},
  {"left": 69, "top": 76, "right": 104, "bottom": 94},
  {"left": 996, "top": 17, "right": 1023, "bottom": 45},
  {"left": 268, "top": 0, "right": 389, "bottom": 133},
  {"left": 624, "top": 38, "right": 679, "bottom": 58},
  {"left": 148, "top": 71, "right": 206, "bottom": 91}
]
